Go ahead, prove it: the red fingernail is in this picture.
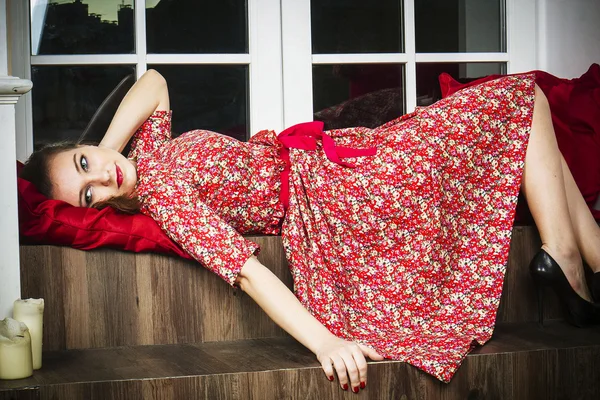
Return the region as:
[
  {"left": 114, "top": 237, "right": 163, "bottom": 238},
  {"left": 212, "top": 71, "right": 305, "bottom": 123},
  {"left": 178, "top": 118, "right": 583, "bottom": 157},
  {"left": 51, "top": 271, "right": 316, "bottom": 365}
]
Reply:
[
  {"left": 328, "top": 375, "right": 334, "bottom": 381},
  {"left": 360, "top": 382, "right": 366, "bottom": 389},
  {"left": 342, "top": 384, "right": 348, "bottom": 391},
  {"left": 352, "top": 387, "right": 359, "bottom": 393}
]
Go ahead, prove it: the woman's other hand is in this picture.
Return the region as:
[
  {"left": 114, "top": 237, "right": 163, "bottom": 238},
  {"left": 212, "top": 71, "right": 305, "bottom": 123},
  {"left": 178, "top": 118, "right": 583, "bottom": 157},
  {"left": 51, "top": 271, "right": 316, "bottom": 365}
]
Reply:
[{"left": 316, "top": 336, "right": 384, "bottom": 393}]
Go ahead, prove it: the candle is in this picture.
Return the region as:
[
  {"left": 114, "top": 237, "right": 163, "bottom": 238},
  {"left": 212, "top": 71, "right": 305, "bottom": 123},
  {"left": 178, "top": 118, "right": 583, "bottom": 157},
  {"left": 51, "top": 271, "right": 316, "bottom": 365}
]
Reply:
[
  {"left": 0, "top": 318, "right": 33, "bottom": 380},
  {"left": 13, "top": 299, "right": 44, "bottom": 370}
]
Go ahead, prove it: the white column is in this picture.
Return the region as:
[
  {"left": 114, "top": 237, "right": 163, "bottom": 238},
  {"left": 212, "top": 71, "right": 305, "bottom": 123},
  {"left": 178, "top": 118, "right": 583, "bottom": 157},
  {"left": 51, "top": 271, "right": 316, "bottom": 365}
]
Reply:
[
  {"left": 0, "top": 76, "right": 33, "bottom": 319},
  {"left": 506, "top": 0, "right": 538, "bottom": 73},
  {"left": 248, "top": 0, "right": 284, "bottom": 134},
  {"left": 281, "top": 0, "right": 313, "bottom": 128}
]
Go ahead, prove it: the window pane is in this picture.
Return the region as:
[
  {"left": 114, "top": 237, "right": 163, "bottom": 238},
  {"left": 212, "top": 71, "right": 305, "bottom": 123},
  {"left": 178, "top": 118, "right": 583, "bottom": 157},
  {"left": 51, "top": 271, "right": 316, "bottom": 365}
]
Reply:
[
  {"left": 313, "top": 64, "right": 405, "bottom": 129},
  {"left": 146, "top": 0, "right": 248, "bottom": 54},
  {"left": 416, "top": 63, "right": 506, "bottom": 106},
  {"left": 31, "top": 0, "right": 134, "bottom": 55},
  {"left": 415, "top": 0, "right": 505, "bottom": 53},
  {"left": 150, "top": 65, "right": 249, "bottom": 141},
  {"left": 311, "top": 1, "right": 404, "bottom": 54},
  {"left": 32, "top": 66, "right": 136, "bottom": 147}
]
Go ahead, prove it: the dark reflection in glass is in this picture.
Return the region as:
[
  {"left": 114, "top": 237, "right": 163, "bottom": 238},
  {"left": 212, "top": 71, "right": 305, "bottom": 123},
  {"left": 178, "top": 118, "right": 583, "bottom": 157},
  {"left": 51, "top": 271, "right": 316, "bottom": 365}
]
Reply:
[
  {"left": 416, "top": 63, "right": 506, "bottom": 106},
  {"left": 415, "top": 0, "right": 505, "bottom": 53},
  {"left": 146, "top": 0, "right": 248, "bottom": 54},
  {"left": 313, "top": 64, "right": 405, "bottom": 129},
  {"left": 150, "top": 65, "right": 249, "bottom": 141},
  {"left": 31, "top": 0, "right": 134, "bottom": 55},
  {"left": 32, "top": 66, "right": 136, "bottom": 148},
  {"left": 311, "top": 0, "right": 403, "bottom": 54}
]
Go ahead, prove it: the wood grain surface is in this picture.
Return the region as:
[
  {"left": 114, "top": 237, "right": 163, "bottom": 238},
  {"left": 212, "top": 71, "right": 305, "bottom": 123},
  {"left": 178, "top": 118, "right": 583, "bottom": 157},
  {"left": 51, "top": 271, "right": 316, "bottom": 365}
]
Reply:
[
  {"left": 20, "top": 227, "right": 564, "bottom": 351},
  {"left": 2, "top": 322, "right": 600, "bottom": 400},
  {"left": 20, "top": 236, "right": 291, "bottom": 350}
]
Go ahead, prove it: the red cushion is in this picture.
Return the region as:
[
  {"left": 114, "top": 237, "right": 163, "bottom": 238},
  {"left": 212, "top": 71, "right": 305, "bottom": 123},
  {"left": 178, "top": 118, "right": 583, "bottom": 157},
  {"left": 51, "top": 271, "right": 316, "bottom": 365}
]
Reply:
[
  {"left": 17, "top": 161, "right": 191, "bottom": 259},
  {"left": 439, "top": 64, "right": 600, "bottom": 220}
]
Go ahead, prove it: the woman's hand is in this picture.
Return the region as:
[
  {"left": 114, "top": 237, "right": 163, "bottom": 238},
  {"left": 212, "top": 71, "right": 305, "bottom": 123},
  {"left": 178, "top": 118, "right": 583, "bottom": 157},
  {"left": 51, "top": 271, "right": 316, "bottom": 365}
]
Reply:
[
  {"left": 316, "top": 336, "right": 384, "bottom": 392},
  {"left": 237, "top": 258, "right": 384, "bottom": 392}
]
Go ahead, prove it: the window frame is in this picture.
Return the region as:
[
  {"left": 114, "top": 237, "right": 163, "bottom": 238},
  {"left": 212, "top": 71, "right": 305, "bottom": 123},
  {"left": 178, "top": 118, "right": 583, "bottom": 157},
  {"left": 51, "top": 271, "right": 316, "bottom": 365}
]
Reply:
[
  {"left": 10, "top": 0, "right": 537, "bottom": 161},
  {"left": 11, "top": 0, "right": 284, "bottom": 160},
  {"left": 281, "top": 0, "right": 538, "bottom": 127}
]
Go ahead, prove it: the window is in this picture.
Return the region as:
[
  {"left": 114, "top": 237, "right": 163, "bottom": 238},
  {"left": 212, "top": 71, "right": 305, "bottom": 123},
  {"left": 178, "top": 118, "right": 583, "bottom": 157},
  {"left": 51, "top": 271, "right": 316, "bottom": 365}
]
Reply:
[
  {"left": 28, "top": 0, "right": 251, "bottom": 147},
  {"left": 12, "top": 0, "right": 284, "bottom": 157},
  {"left": 11, "top": 0, "right": 536, "bottom": 159},
  {"left": 280, "top": 0, "right": 536, "bottom": 128}
]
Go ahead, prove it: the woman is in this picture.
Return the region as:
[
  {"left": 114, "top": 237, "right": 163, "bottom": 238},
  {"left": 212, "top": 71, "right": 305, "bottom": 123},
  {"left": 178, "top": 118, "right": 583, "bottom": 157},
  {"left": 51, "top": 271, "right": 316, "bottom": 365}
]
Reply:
[{"left": 20, "top": 70, "right": 600, "bottom": 389}]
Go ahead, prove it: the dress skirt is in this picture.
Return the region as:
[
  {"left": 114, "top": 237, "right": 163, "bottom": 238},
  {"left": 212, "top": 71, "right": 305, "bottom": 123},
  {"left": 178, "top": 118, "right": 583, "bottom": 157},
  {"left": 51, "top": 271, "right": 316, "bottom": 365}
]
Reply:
[{"left": 279, "top": 75, "right": 536, "bottom": 382}]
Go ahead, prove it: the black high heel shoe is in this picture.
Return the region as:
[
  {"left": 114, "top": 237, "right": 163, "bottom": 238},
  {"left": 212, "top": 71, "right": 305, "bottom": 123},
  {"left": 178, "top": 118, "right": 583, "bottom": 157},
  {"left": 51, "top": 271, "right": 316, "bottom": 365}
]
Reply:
[{"left": 529, "top": 249, "right": 598, "bottom": 327}]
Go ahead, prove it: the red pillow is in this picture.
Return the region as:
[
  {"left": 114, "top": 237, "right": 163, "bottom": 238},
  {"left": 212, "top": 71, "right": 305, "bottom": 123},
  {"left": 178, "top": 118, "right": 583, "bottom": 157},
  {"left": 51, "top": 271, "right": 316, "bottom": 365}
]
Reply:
[
  {"left": 439, "top": 64, "right": 600, "bottom": 220},
  {"left": 17, "top": 162, "right": 192, "bottom": 259}
]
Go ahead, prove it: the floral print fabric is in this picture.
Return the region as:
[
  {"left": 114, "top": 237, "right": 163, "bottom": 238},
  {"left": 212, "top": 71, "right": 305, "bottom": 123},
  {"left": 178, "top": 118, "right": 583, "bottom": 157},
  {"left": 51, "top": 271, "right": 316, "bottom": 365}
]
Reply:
[
  {"left": 131, "top": 112, "right": 285, "bottom": 285},
  {"left": 130, "top": 75, "right": 536, "bottom": 382}
]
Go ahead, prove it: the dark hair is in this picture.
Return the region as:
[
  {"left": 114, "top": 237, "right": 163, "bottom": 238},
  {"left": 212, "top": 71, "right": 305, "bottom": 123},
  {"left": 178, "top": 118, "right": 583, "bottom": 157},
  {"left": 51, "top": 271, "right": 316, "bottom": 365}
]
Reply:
[
  {"left": 93, "top": 195, "right": 141, "bottom": 214},
  {"left": 20, "top": 142, "right": 79, "bottom": 199},
  {"left": 20, "top": 142, "right": 141, "bottom": 214}
]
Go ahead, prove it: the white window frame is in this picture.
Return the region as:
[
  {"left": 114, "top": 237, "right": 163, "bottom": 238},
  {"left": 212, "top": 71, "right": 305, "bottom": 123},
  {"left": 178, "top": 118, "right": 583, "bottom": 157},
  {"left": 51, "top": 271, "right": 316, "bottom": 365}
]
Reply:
[
  {"left": 281, "top": 0, "right": 537, "bottom": 127},
  {"left": 11, "top": 0, "right": 537, "bottom": 160},
  {"left": 10, "top": 0, "right": 285, "bottom": 161}
]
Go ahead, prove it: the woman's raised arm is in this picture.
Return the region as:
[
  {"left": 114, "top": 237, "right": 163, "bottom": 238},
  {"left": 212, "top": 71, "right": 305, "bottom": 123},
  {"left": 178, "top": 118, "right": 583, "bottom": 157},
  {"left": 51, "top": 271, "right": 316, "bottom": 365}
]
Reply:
[
  {"left": 99, "top": 69, "right": 170, "bottom": 152},
  {"left": 236, "top": 256, "right": 384, "bottom": 393}
]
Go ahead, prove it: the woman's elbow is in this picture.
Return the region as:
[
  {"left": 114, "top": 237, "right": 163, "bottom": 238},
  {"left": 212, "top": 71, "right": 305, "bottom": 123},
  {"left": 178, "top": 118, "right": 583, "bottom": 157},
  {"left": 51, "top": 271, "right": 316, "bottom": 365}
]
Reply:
[
  {"left": 144, "top": 69, "right": 166, "bottom": 84},
  {"left": 235, "top": 256, "right": 262, "bottom": 292},
  {"left": 144, "top": 69, "right": 169, "bottom": 110}
]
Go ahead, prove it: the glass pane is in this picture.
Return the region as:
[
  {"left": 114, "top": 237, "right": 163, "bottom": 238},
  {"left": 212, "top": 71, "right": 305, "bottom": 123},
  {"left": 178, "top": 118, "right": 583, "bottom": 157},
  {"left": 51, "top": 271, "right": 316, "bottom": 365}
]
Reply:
[
  {"left": 416, "top": 62, "right": 506, "bottom": 106},
  {"left": 311, "top": 1, "right": 403, "bottom": 54},
  {"left": 32, "top": 65, "right": 136, "bottom": 148},
  {"left": 150, "top": 65, "right": 249, "bottom": 141},
  {"left": 146, "top": 0, "right": 248, "bottom": 54},
  {"left": 415, "top": 0, "right": 505, "bottom": 53},
  {"left": 30, "top": 0, "right": 134, "bottom": 55},
  {"left": 313, "top": 64, "right": 405, "bottom": 129}
]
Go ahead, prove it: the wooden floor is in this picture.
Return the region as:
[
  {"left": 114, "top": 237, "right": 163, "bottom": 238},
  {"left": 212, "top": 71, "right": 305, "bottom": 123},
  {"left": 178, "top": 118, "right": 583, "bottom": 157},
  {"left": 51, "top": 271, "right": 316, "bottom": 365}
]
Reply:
[{"left": 2, "top": 321, "right": 600, "bottom": 399}]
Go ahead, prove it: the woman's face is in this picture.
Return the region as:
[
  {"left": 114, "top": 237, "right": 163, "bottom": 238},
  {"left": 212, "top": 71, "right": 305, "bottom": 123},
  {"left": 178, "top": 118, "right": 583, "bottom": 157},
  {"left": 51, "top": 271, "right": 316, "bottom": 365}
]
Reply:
[{"left": 49, "top": 145, "right": 137, "bottom": 207}]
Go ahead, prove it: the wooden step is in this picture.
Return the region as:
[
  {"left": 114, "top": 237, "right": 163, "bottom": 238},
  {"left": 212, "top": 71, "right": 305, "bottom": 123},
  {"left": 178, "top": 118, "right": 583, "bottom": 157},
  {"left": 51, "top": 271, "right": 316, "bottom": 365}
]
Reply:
[
  {"left": 1, "top": 321, "right": 600, "bottom": 400},
  {"left": 19, "top": 226, "right": 565, "bottom": 351},
  {"left": 19, "top": 236, "right": 291, "bottom": 351}
]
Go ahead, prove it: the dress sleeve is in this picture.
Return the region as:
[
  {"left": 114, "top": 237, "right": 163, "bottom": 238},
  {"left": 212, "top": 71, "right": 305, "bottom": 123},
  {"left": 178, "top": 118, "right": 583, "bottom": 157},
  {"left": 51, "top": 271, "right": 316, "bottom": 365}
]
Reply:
[
  {"left": 128, "top": 111, "right": 173, "bottom": 160},
  {"left": 140, "top": 174, "right": 259, "bottom": 286}
]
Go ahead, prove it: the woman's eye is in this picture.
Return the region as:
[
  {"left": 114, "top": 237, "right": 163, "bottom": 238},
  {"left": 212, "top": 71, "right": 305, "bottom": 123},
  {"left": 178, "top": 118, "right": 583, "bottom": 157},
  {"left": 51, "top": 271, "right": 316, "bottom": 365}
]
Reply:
[
  {"left": 84, "top": 187, "right": 93, "bottom": 206},
  {"left": 80, "top": 156, "right": 88, "bottom": 171}
]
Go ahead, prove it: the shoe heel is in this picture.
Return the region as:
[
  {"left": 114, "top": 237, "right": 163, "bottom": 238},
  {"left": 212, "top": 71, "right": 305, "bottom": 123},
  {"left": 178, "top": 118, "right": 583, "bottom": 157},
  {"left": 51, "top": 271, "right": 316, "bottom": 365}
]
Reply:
[
  {"left": 530, "top": 273, "right": 547, "bottom": 326},
  {"left": 529, "top": 249, "right": 599, "bottom": 328},
  {"left": 536, "top": 282, "right": 545, "bottom": 326}
]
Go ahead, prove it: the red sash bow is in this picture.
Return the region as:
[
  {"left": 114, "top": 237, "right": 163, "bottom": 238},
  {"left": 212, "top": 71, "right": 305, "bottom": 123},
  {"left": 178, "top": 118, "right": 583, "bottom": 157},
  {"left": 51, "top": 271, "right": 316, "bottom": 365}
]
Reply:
[{"left": 277, "top": 121, "right": 377, "bottom": 210}]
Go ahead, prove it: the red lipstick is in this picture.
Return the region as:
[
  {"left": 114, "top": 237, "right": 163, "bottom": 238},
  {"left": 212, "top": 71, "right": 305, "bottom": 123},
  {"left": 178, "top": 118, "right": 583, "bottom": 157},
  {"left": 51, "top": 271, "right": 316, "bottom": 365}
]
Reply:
[{"left": 116, "top": 164, "right": 123, "bottom": 188}]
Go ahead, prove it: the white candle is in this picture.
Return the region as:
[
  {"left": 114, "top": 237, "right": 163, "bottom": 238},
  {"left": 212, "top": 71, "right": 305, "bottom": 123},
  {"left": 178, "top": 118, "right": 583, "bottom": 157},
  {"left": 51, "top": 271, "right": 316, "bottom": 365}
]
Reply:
[
  {"left": 13, "top": 299, "right": 44, "bottom": 370},
  {"left": 0, "top": 318, "right": 33, "bottom": 380}
]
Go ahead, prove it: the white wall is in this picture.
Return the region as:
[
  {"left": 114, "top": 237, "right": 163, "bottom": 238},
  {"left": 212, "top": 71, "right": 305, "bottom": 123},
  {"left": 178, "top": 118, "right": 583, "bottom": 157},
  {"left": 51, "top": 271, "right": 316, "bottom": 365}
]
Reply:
[{"left": 538, "top": 0, "right": 600, "bottom": 78}]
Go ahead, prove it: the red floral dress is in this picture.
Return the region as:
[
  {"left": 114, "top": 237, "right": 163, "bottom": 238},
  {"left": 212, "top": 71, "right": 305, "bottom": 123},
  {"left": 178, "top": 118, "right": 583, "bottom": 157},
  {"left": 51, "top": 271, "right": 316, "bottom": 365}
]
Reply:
[{"left": 130, "top": 75, "right": 536, "bottom": 382}]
